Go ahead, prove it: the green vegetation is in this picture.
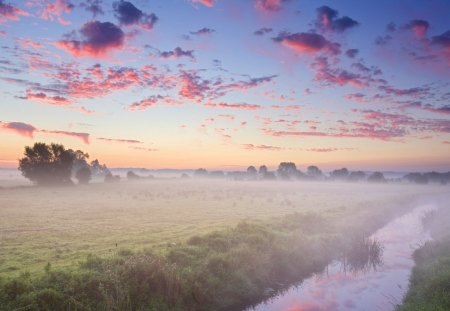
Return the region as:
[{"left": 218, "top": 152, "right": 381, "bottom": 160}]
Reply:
[
  {"left": 397, "top": 206, "right": 450, "bottom": 311},
  {"left": 0, "top": 189, "right": 425, "bottom": 310}
]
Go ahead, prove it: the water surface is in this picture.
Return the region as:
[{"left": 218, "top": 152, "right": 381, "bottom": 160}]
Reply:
[{"left": 248, "top": 204, "right": 434, "bottom": 311}]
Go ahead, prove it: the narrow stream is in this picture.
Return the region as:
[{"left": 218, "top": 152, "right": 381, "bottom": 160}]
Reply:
[{"left": 247, "top": 204, "right": 435, "bottom": 311}]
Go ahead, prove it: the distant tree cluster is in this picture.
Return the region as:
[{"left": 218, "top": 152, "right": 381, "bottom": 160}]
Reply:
[
  {"left": 403, "top": 172, "right": 450, "bottom": 185},
  {"left": 18, "top": 142, "right": 109, "bottom": 186},
  {"left": 189, "top": 163, "right": 395, "bottom": 184}
]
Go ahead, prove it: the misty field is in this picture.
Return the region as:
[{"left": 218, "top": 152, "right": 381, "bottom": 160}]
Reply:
[{"left": 1, "top": 179, "right": 447, "bottom": 278}]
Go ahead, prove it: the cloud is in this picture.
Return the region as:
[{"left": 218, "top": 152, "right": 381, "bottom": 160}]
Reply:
[
  {"left": 40, "top": 0, "right": 74, "bottom": 25},
  {"left": 273, "top": 32, "right": 340, "bottom": 55},
  {"left": 192, "top": 0, "right": 214, "bottom": 7},
  {"left": 57, "top": 21, "right": 125, "bottom": 57},
  {"left": 113, "top": 0, "right": 158, "bottom": 30},
  {"left": 254, "top": 27, "right": 273, "bottom": 36},
  {"left": 190, "top": 27, "right": 215, "bottom": 35},
  {"left": 344, "top": 93, "right": 367, "bottom": 103},
  {"left": 305, "top": 148, "right": 352, "bottom": 152},
  {"left": 0, "top": 0, "right": 29, "bottom": 23},
  {"left": 160, "top": 47, "right": 195, "bottom": 61},
  {"left": 310, "top": 57, "right": 368, "bottom": 87},
  {"left": 205, "top": 102, "right": 262, "bottom": 110},
  {"left": 0, "top": 121, "right": 90, "bottom": 143},
  {"left": 316, "top": 5, "right": 359, "bottom": 32},
  {"left": 97, "top": 137, "right": 143, "bottom": 144},
  {"left": 406, "top": 19, "right": 429, "bottom": 39},
  {"left": 254, "top": 0, "right": 289, "bottom": 12},
  {"left": 40, "top": 130, "right": 90, "bottom": 144},
  {"left": 243, "top": 143, "right": 283, "bottom": 151},
  {"left": 178, "top": 71, "right": 211, "bottom": 101},
  {"left": 23, "top": 90, "right": 71, "bottom": 106},
  {"left": 129, "top": 146, "right": 158, "bottom": 152},
  {"left": 345, "top": 48, "right": 358, "bottom": 58},
  {"left": 0, "top": 121, "right": 36, "bottom": 137},
  {"left": 378, "top": 85, "right": 430, "bottom": 97},
  {"left": 129, "top": 95, "right": 165, "bottom": 110},
  {"left": 80, "top": 0, "right": 104, "bottom": 18}
]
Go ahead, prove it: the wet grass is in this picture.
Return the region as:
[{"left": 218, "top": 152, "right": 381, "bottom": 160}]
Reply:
[
  {"left": 1, "top": 179, "right": 442, "bottom": 277},
  {"left": 0, "top": 190, "right": 434, "bottom": 310},
  {"left": 397, "top": 205, "right": 450, "bottom": 311}
]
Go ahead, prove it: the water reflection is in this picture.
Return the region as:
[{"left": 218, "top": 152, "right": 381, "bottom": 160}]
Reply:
[
  {"left": 340, "top": 237, "right": 384, "bottom": 274},
  {"left": 246, "top": 204, "right": 435, "bottom": 311}
]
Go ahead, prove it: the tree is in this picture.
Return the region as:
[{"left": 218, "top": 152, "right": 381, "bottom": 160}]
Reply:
[
  {"left": 277, "top": 162, "right": 298, "bottom": 180},
  {"left": 127, "top": 171, "right": 140, "bottom": 180},
  {"left": 331, "top": 168, "right": 349, "bottom": 180},
  {"left": 368, "top": 172, "right": 386, "bottom": 183},
  {"left": 194, "top": 168, "right": 208, "bottom": 177},
  {"left": 247, "top": 166, "right": 257, "bottom": 179},
  {"left": 105, "top": 172, "right": 120, "bottom": 183},
  {"left": 75, "top": 167, "right": 92, "bottom": 184},
  {"left": 348, "top": 171, "right": 366, "bottom": 182},
  {"left": 307, "top": 165, "right": 322, "bottom": 178},
  {"left": 258, "top": 165, "right": 268, "bottom": 176},
  {"left": 18, "top": 142, "right": 77, "bottom": 185}
]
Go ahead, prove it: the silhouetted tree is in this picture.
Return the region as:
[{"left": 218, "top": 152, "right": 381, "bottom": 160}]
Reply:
[
  {"left": 75, "top": 167, "right": 92, "bottom": 184},
  {"left": 348, "top": 171, "right": 366, "bottom": 182},
  {"left": 90, "top": 159, "right": 110, "bottom": 176},
  {"left": 127, "top": 171, "right": 140, "bottom": 180},
  {"left": 247, "top": 166, "right": 257, "bottom": 179},
  {"left": 210, "top": 170, "right": 225, "bottom": 178},
  {"left": 18, "top": 142, "right": 77, "bottom": 185},
  {"left": 258, "top": 165, "right": 268, "bottom": 176},
  {"left": 277, "top": 162, "right": 298, "bottom": 180},
  {"left": 194, "top": 168, "right": 208, "bottom": 177},
  {"left": 331, "top": 168, "right": 349, "bottom": 180},
  {"left": 104, "top": 172, "right": 120, "bottom": 183},
  {"left": 368, "top": 172, "right": 386, "bottom": 183},
  {"left": 307, "top": 165, "right": 322, "bottom": 178}
]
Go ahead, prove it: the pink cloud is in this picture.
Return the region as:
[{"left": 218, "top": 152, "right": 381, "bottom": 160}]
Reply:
[
  {"left": 24, "top": 90, "right": 71, "bottom": 106},
  {"left": 254, "top": 0, "right": 284, "bottom": 12},
  {"left": 243, "top": 143, "right": 283, "bottom": 151},
  {"left": 273, "top": 32, "right": 340, "bottom": 55},
  {"left": 129, "top": 95, "right": 165, "bottom": 111},
  {"left": 97, "top": 137, "right": 143, "bottom": 144},
  {"left": 205, "top": 102, "right": 262, "bottom": 110},
  {"left": 192, "top": 0, "right": 214, "bottom": 7},
  {"left": 40, "top": 130, "right": 90, "bottom": 144},
  {"left": 0, "top": 121, "right": 90, "bottom": 143},
  {"left": 406, "top": 19, "right": 429, "bottom": 39},
  {"left": 18, "top": 39, "right": 44, "bottom": 49},
  {"left": 0, "top": 1, "right": 29, "bottom": 23},
  {"left": 40, "top": 0, "right": 73, "bottom": 25},
  {"left": 57, "top": 21, "right": 125, "bottom": 57},
  {"left": 0, "top": 121, "right": 36, "bottom": 137}
]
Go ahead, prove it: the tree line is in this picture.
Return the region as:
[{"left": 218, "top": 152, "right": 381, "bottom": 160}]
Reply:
[{"left": 17, "top": 143, "right": 450, "bottom": 186}]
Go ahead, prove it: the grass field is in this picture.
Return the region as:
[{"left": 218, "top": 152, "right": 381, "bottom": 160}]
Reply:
[{"left": 1, "top": 179, "right": 448, "bottom": 278}]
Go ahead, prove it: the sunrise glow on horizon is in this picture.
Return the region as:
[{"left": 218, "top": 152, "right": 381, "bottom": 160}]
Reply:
[{"left": 1, "top": 0, "right": 449, "bottom": 172}]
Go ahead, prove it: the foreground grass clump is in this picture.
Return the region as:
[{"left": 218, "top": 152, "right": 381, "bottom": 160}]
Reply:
[
  {"left": 397, "top": 206, "right": 450, "bottom": 311},
  {"left": 396, "top": 239, "right": 450, "bottom": 311},
  {"left": 0, "top": 208, "right": 381, "bottom": 311}
]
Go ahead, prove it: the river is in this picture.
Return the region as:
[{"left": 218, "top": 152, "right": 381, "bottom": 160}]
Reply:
[{"left": 246, "top": 204, "right": 435, "bottom": 311}]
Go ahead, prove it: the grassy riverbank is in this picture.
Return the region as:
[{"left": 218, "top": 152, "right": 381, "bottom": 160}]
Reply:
[
  {"left": 0, "top": 181, "right": 438, "bottom": 311},
  {"left": 397, "top": 205, "right": 450, "bottom": 311}
]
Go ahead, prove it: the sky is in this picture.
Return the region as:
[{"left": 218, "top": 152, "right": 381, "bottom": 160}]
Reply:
[{"left": 0, "top": 0, "right": 449, "bottom": 171}]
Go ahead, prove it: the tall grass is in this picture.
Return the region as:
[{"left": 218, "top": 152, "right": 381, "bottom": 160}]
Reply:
[
  {"left": 396, "top": 206, "right": 450, "bottom": 311},
  {"left": 0, "top": 202, "right": 416, "bottom": 311}
]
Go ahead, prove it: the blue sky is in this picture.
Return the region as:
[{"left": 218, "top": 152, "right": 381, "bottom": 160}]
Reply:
[{"left": 0, "top": 0, "right": 449, "bottom": 171}]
